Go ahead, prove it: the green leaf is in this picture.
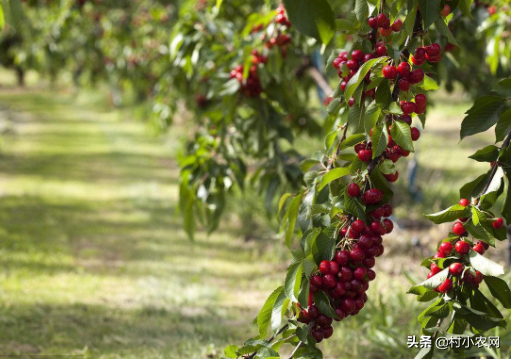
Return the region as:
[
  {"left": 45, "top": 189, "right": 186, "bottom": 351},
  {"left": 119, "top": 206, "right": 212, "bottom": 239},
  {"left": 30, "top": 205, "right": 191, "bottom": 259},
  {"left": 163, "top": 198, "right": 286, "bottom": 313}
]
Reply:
[
  {"left": 224, "top": 345, "right": 239, "bottom": 358},
  {"left": 344, "top": 191, "right": 367, "bottom": 220},
  {"left": 8, "top": 0, "right": 23, "bottom": 29},
  {"left": 179, "top": 174, "right": 196, "bottom": 240},
  {"left": 458, "top": 0, "right": 475, "bottom": 19},
  {"left": 496, "top": 108, "right": 511, "bottom": 142},
  {"left": 375, "top": 79, "right": 392, "bottom": 108},
  {"left": 390, "top": 121, "right": 414, "bottom": 152},
  {"left": 282, "top": 0, "right": 336, "bottom": 44},
  {"left": 493, "top": 78, "right": 511, "bottom": 98},
  {"left": 469, "top": 145, "right": 500, "bottom": 163},
  {"left": 409, "top": 268, "right": 449, "bottom": 292},
  {"left": 285, "top": 262, "right": 303, "bottom": 303},
  {"left": 312, "top": 232, "right": 335, "bottom": 263},
  {"left": 336, "top": 18, "right": 356, "bottom": 32},
  {"left": 271, "top": 291, "right": 290, "bottom": 333},
  {"left": 0, "top": 3, "right": 4, "bottom": 29},
  {"left": 339, "top": 134, "right": 367, "bottom": 152},
  {"left": 379, "top": 159, "right": 397, "bottom": 175},
  {"left": 371, "top": 121, "right": 388, "bottom": 158},
  {"left": 418, "top": 0, "right": 441, "bottom": 29},
  {"left": 345, "top": 58, "right": 386, "bottom": 100},
  {"left": 414, "top": 346, "right": 434, "bottom": 359},
  {"left": 318, "top": 167, "right": 351, "bottom": 191},
  {"left": 313, "top": 291, "right": 339, "bottom": 319},
  {"left": 355, "top": 0, "right": 369, "bottom": 23},
  {"left": 216, "top": 0, "right": 223, "bottom": 9},
  {"left": 434, "top": 17, "right": 458, "bottom": 46},
  {"left": 471, "top": 207, "right": 487, "bottom": 226},
  {"left": 425, "top": 204, "right": 469, "bottom": 224},
  {"left": 280, "top": 192, "right": 304, "bottom": 247},
  {"left": 464, "top": 221, "right": 495, "bottom": 246},
  {"left": 461, "top": 96, "right": 506, "bottom": 140},
  {"left": 404, "top": 5, "right": 417, "bottom": 36},
  {"left": 300, "top": 159, "right": 320, "bottom": 172},
  {"left": 460, "top": 172, "right": 490, "bottom": 199},
  {"left": 364, "top": 102, "right": 382, "bottom": 133},
  {"left": 324, "top": 129, "right": 339, "bottom": 151},
  {"left": 348, "top": 102, "right": 366, "bottom": 134},
  {"left": 468, "top": 251, "right": 504, "bottom": 277},
  {"left": 484, "top": 276, "right": 511, "bottom": 309},
  {"left": 257, "top": 286, "right": 284, "bottom": 339},
  {"left": 421, "top": 75, "right": 439, "bottom": 91}
]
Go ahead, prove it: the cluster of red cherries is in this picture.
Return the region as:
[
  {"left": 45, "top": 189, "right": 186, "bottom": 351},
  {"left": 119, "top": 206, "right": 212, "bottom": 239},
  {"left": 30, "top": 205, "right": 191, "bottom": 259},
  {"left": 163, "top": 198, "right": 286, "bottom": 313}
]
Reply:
[
  {"left": 231, "top": 6, "right": 291, "bottom": 97},
  {"left": 368, "top": 13, "right": 402, "bottom": 37},
  {"left": 298, "top": 189, "right": 395, "bottom": 342},
  {"left": 354, "top": 115, "right": 421, "bottom": 180},
  {"left": 426, "top": 198, "right": 506, "bottom": 293}
]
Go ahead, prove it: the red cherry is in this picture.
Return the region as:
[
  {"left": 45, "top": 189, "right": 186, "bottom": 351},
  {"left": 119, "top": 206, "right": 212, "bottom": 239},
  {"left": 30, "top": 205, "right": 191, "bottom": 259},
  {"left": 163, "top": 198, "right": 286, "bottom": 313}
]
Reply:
[
  {"left": 351, "top": 50, "right": 364, "bottom": 62},
  {"left": 362, "top": 189, "right": 384, "bottom": 205},
  {"left": 455, "top": 240, "right": 470, "bottom": 254},
  {"left": 383, "top": 66, "right": 398, "bottom": 80},
  {"left": 493, "top": 218, "right": 504, "bottom": 229},
  {"left": 439, "top": 242, "right": 453, "bottom": 255},
  {"left": 426, "top": 43, "right": 441, "bottom": 56},
  {"left": 440, "top": 4, "right": 451, "bottom": 17},
  {"left": 414, "top": 47, "right": 426, "bottom": 60},
  {"left": 319, "top": 260, "right": 331, "bottom": 274},
  {"left": 433, "top": 252, "right": 445, "bottom": 259},
  {"left": 438, "top": 278, "right": 453, "bottom": 293},
  {"left": 341, "top": 298, "right": 356, "bottom": 313},
  {"left": 351, "top": 219, "right": 365, "bottom": 233},
  {"left": 347, "top": 183, "right": 361, "bottom": 197},
  {"left": 398, "top": 78, "right": 411, "bottom": 91},
  {"left": 401, "top": 102, "right": 416, "bottom": 114},
  {"left": 459, "top": 198, "right": 470, "bottom": 207},
  {"left": 364, "top": 53, "right": 375, "bottom": 62},
  {"left": 349, "top": 248, "right": 365, "bottom": 262},
  {"left": 376, "top": 14, "right": 389, "bottom": 27},
  {"left": 368, "top": 17, "right": 377, "bottom": 29},
  {"left": 358, "top": 235, "right": 373, "bottom": 249},
  {"left": 381, "top": 204, "right": 393, "bottom": 217},
  {"left": 415, "top": 94, "right": 427, "bottom": 107},
  {"left": 474, "top": 271, "right": 483, "bottom": 284},
  {"left": 382, "top": 218, "right": 394, "bottom": 233},
  {"left": 376, "top": 45, "right": 388, "bottom": 56},
  {"left": 353, "top": 267, "right": 367, "bottom": 280},
  {"left": 363, "top": 257, "right": 375, "bottom": 268},
  {"left": 358, "top": 149, "right": 372, "bottom": 162},
  {"left": 347, "top": 60, "right": 360, "bottom": 71},
  {"left": 430, "top": 263, "right": 441, "bottom": 275},
  {"left": 449, "top": 262, "right": 464, "bottom": 276},
  {"left": 401, "top": 115, "right": 412, "bottom": 125},
  {"left": 312, "top": 329, "right": 324, "bottom": 343},
  {"left": 334, "top": 308, "right": 345, "bottom": 321},
  {"left": 478, "top": 241, "right": 490, "bottom": 250},
  {"left": 339, "top": 266, "right": 353, "bottom": 281},
  {"left": 335, "top": 250, "right": 350, "bottom": 265},
  {"left": 348, "top": 97, "right": 356, "bottom": 107},
  {"left": 409, "top": 69, "right": 424, "bottom": 84},
  {"left": 367, "top": 269, "right": 376, "bottom": 281},
  {"left": 379, "top": 27, "right": 393, "bottom": 37},
  {"left": 391, "top": 19, "right": 402, "bottom": 32},
  {"left": 426, "top": 52, "right": 442, "bottom": 63},
  {"left": 323, "top": 274, "right": 337, "bottom": 288},
  {"left": 311, "top": 275, "right": 323, "bottom": 288},
  {"left": 384, "top": 171, "right": 399, "bottom": 183},
  {"left": 397, "top": 62, "right": 411, "bottom": 77},
  {"left": 411, "top": 127, "right": 421, "bottom": 141},
  {"left": 298, "top": 310, "right": 311, "bottom": 323},
  {"left": 322, "top": 326, "right": 334, "bottom": 339},
  {"left": 473, "top": 242, "right": 486, "bottom": 255},
  {"left": 453, "top": 222, "right": 466, "bottom": 236},
  {"left": 411, "top": 55, "right": 425, "bottom": 66}
]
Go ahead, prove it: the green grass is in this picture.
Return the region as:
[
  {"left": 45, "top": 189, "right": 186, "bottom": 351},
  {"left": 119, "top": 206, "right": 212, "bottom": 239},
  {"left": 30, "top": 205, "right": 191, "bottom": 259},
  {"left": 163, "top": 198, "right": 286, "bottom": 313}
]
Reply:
[{"left": 0, "top": 87, "right": 509, "bottom": 359}]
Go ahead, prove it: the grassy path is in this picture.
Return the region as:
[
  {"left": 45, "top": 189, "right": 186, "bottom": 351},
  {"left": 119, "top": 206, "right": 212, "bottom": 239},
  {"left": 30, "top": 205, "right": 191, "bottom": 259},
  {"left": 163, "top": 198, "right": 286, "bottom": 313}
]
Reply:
[{"left": 0, "top": 90, "right": 281, "bottom": 358}]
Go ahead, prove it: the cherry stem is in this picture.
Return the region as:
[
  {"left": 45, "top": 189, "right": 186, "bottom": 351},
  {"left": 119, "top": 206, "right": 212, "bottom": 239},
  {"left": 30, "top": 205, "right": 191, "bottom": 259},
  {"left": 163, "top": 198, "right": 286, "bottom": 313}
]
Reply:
[{"left": 288, "top": 341, "right": 303, "bottom": 358}]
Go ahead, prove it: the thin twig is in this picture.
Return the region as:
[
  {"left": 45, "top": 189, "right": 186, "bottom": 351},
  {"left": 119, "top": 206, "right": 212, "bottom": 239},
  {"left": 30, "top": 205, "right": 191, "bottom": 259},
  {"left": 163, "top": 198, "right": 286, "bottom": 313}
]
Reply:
[
  {"left": 288, "top": 341, "right": 302, "bottom": 359},
  {"left": 245, "top": 324, "right": 289, "bottom": 359},
  {"left": 327, "top": 123, "right": 350, "bottom": 171}
]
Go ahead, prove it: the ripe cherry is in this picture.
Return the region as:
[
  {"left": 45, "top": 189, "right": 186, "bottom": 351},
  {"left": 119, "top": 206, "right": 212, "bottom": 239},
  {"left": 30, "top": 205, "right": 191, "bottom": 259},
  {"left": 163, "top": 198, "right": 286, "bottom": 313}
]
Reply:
[
  {"left": 493, "top": 218, "right": 504, "bottom": 229},
  {"left": 316, "top": 314, "right": 331, "bottom": 327},
  {"left": 347, "top": 60, "right": 359, "bottom": 71},
  {"left": 401, "top": 102, "right": 416, "bottom": 114},
  {"left": 397, "top": 62, "right": 411, "bottom": 77},
  {"left": 439, "top": 242, "right": 453, "bottom": 255},
  {"left": 382, "top": 218, "right": 394, "bottom": 233},
  {"left": 319, "top": 260, "right": 331, "bottom": 274},
  {"left": 298, "top": 310, "right": 311, "bottom": 323},
  {"left": 368, "top": 17, "right": 377, "bottom": 29},
  {"left": 367, "top": 269, "right": 376, "bottom": 281},
  {"left": 453, "top": 222, "right": 466, "bottom": 236},
  {"left": 358, "top": 235, "right": 373, "bottom": 249},
  {"left": 478, "top": 241, "right": 490, "bottom": 250},
  {"left": 347, "top": 183, "right": 361, "bottom": 198},
  {"left": 362, "top": 188, "right": 384, "bottom": 205},
  {"left": 415, "top": 94, "right": 427, "bottom": 107},
  {"left": 398, "top": 78, "right": 411, "bottom": 91},
  {"left": 430, "top": 263, "right": 441, "bottom": 275},
  {"left": 358, "top": 149, "right": 372, "bottom": 162},
  {"left": 426, "top": 43, "right": 441, "bottom": 56},
  {"left": 353, "top": 266, "right": 367, "bottom": 280},
  {"left": 391, "top": 19, "right": 403, "bottom": 32},
  {"left": 455, "top": 240, "right": 470, "bottom": 254},
  {"left": 351, "top": 50, "right": 364, "bottom": 62},
  {"left": 340, "top": 266, "right": 353, "bottom": 281},
  {"left": 384, "top": 171, "right": 399, "bottom": 183},
  {"left": 334, "top": 308, "right": 345, "bottom": 321},
  {"left": 312, "top": 329, "right": 324, "bottom": 343},
  {"left": 311, "top": 275, "right": 323, "bottom": 288},
  {"left": 433, "top": 252, "right": 446, "bottom": 259},
  {"left": 449, "top": 262, "right": 464, "bottom": 276},
  {"left": 473, "top": 242, "right": 486, "bottom": 255},
  {"left": 376, "top": 45, "right": 388, "bottom": 56},
  {"left": 438, "top": 278, "right": 453, "bottom": 293},
  {"left": 440, "top": 4, "right": 451, "bottom": 17},
  {"left": 380, "top": 27, "right": 393, "bottom": 37},
  {"left": 376, "top": 14, "right": 389, "bottom": 27},
  {"left": 322, "top": 326, "right": 334, "bottom": 339},
  {"left": 335, "top": 250, "right": 350, "bottom": 265},
  {"left": 341, "top": 298, "right": 356, "bottom": 313},
  {"left": 411, "top": 127, "right": 421, "bottom": 141},
  {"left": 352, "top": 219, "right": 365, "bottom": 233},
  {"left": 474, "top": 271, "right": 483, "bottom": 284},
  {"left": 348, "top": 97, "right": 356, "bottom": 107},
  {"left": 350, "top": 248, "right": 365, "bottom": 262},
  {"left": 323, "top": 274, "right": 337, "bottom": 288},
  {"left": 383, "top": 66, "right": 398, "bottom": 79},
  {"left": 459, "top": 198, "right": 470, "bottom": 207},
  {"left": 363, "top": 257, "right": 375, "bottom": 268},
  {"left": 409, "top": 69, "right": 424, "bottom": 84}
]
